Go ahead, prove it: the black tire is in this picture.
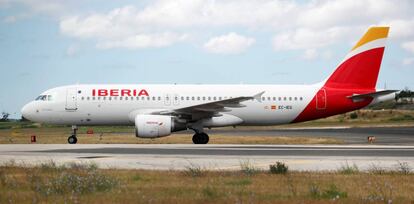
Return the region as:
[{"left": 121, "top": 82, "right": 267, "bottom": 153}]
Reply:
[
  {"left": 200, "top": 133, "right": 209, "bottom": 144},
  {"left": 192, "top": 133, "right": 209, "bottom": 144},
  {"left": 68, "top": 135, "right": 77, "bottom": 144},
  {"left": 192, "top": 134, "right": 200, "bottom": 144}
]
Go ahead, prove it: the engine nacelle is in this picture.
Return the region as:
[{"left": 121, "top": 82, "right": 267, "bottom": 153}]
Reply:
[{"left": 135, "top": 115, "right": 186, "bottom": 138}]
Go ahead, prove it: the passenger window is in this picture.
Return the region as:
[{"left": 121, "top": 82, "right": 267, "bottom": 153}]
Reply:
[
  {"left": 87, "top": 97, "right": 90, "bottom": 100},
  {"left": 197, "top": 97, "right": 200, "bottom": 100},
  {"left": 294, "top": 97, "right": 297, "bottom": 101},
  {"left": 300, "top": 97, "right": 303, "bottom": 101},
  {"left": 81, "top": 97, "right": 85, "bottom": 100},
  {"left": 262, "top": 97, "right": 266, "bottom": 101},
  {"left": 273, "top": 97, "right": 276, "bottom": 101},
  {"left": 158, "top": 96, "right": 161, "bottom": 101},
  {"left": 192, "top": 96, "right": 195, "bottom": 100},
  {"left": 120, "top": 97, "right": 123, "bottom": 100},
  {"left": 267, "top": 97, "right": 271, "bottom": 101},
  {"left": 208, "top": 97, "right": 211, "bottom": 100},
  {"left": 213, "top": 97, "right": 216, "bottom": 100},
  {"left": 283, "top": 97, "right": 286, "bottom": 101},
  {"left": 153, "top": 96, "right": 156, "bottom": 101},
  {"left": 186, "top": 96, "right": 190, "bottom": 100},
  {"left": 202, "top": 96, "right": 205, "bottom": 100}
]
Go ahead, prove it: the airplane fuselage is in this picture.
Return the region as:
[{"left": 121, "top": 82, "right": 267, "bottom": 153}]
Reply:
[{"left": 22, "top": 83, "right": 392, "bottom": 126}]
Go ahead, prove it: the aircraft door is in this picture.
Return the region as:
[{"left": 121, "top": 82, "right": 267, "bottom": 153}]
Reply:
[
  {"left": 316, "top": 88, "right": 327, "bottom": 110},
  {"left": 65, "top": 88, "right": 78, "bottom": 110}
]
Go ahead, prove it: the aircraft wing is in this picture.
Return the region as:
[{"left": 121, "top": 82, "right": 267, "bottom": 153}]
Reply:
[{"left": 157, "top": 91, "right": 265, "bottom": 121}]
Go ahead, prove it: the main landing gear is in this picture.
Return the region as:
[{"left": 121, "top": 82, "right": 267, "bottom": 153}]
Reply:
[
  {"left": 192, "top": 132, "right": 209, "bottom": 144},
  {"left": 68, "top": 125, "right": 78, "bottom": 144}
]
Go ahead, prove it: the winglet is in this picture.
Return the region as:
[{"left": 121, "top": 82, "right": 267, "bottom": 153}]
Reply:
[{"left": 253, "top": 91, "right": 265, "bottom": 102}]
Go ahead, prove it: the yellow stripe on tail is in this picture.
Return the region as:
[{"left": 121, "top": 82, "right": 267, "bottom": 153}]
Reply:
[{"left": 351, "top": 27, "right": 389, "bottom": 51}]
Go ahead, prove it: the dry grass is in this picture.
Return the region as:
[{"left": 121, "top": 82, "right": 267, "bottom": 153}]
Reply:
[
  {"left": 0, "top": 127, "right": 342, "bottom": 144},
  {"left": 1, "top": 162, "right": 414, "bottom": 203}
]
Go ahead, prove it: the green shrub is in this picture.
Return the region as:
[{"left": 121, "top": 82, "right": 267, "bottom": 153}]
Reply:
[
  {"left": 349, "top": 112, "right": 358, "bottom": 119},
  {"left": 269, "top": 162, "right": 288, "bottom": 174}
]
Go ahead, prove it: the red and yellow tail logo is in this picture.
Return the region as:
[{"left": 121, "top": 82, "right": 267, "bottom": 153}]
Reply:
[
  {"left": 294, "top": 27, "right": 390, "bottom": 123},
  {"left": 325, "top": 27, "right": 389, "bottom": 90}
]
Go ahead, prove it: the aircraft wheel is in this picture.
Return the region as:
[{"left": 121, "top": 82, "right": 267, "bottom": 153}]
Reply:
[
  {"left": 68, "top": 135, "right": 78, "bottom": 144},
  {"left": 192, "top": 133, "right": 209, "bottom": 144}
]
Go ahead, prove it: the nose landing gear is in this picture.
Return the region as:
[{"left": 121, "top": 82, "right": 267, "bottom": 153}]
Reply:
[{"left": 68, "top": 125, "right": 78, "bottom": 144}]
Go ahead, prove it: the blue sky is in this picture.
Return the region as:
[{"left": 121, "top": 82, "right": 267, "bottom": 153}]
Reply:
[{"left": 1, "top": 0, "right": 414, "bottom": 118}]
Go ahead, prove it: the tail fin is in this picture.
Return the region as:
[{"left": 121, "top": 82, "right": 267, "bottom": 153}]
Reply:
[{"left": 324, "top": 27, "right": 389, "bottom": 90}]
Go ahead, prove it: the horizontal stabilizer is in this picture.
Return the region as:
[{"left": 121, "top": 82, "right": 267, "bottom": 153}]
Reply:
[{"left": 347, "top": 90, "right": 398, "bottom": 101}]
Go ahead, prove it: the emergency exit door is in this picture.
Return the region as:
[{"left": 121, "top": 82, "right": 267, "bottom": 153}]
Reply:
[
  {"left": 316, "top": 88, "right": 327, "bottom": 110},
  {"left": 65, "top": 88, "right": 78, "bottom": 110}
]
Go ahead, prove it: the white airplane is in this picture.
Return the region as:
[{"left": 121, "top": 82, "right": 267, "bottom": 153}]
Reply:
[{"left": 21, "top": 27, "right": 397, "bottom": 144}]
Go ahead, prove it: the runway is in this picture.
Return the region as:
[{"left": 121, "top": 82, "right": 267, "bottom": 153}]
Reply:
[
  {"left": 1, "top": 144, "right": 413, "bottom": 171},
  {"left": 200, "top": 126, "right": 414, "bottom": 145}
]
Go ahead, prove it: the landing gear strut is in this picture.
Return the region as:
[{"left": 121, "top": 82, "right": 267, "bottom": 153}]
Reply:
[
  {"left": 68, "top": 125, "right": 78, "bottom": 144},
  {"left": 192, "top": 132, "right": 209, "bottom": 144}
]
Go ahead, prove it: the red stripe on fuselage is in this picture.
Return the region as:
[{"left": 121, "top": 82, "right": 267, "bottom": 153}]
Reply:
[
  {"left": 293, "top": 47, "right": 384, "bottom": 123},
  {"left": 292, "top": 87, "right": 373, "bottom": 123}
]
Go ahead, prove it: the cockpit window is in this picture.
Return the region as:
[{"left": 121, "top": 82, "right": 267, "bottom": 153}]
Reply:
[
  {"left": 35, "top": 95, "right": 53, "bottom": 101},
  {"left": 35, "top": 95, "right": 46, "bottom": 101}
]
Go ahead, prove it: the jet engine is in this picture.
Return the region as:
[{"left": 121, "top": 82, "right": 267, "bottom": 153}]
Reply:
[{"left": 135, "top": 115, "right": 186, "bottom": 138}]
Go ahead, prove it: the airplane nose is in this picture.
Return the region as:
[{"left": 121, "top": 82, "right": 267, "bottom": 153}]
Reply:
[{"left": 21, "top": 103, "right": 32, "bottom": 120}]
